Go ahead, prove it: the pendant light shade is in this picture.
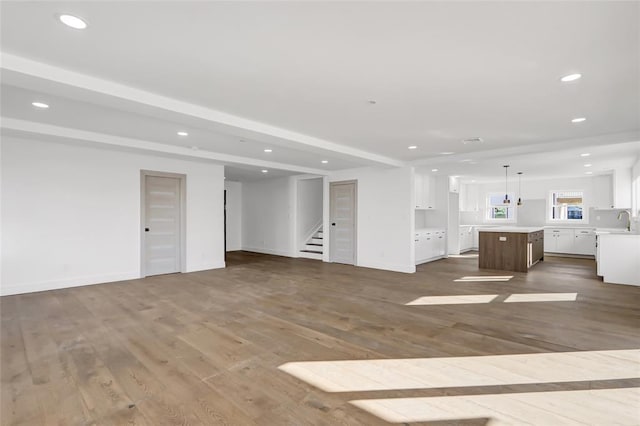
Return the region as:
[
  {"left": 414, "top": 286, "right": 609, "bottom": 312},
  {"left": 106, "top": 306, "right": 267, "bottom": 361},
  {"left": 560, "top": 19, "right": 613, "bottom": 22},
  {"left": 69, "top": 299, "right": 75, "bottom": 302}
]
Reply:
[
  {"left": 517, "top": 172, "right": 523, "bottom": 206},
  {"left": 503, "top": 165, "right": 510, "bottom": 204}
]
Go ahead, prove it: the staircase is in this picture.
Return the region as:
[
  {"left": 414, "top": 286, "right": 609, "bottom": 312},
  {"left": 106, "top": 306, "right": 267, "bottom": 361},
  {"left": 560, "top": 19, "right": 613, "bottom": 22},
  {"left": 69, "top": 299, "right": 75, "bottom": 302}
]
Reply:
[{"left": 299, "top": 227, "right": 323, "bottom": 260}]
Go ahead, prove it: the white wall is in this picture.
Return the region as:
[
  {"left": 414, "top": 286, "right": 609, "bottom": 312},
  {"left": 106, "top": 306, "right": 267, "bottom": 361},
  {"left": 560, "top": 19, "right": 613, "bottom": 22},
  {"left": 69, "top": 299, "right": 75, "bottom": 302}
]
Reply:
[
  {"left": 1, "top": 136, "right": 225, "bottom": 296},
  {"left": 241, "top": 176, "right": 292, "bottom": 256},
  {"left": 327, "top": 167, "right": 414, "bottom": 273},
  {"left": 296, "top": 177, "right": 323, "bottom": 248},
  {"left": 460, "top": 175, "right": 614, "bottom": 226},
  {"left": 613, "top": 167, "right": 632, "bottom": 209},
  {"left": 224, "top": 180, "right": 242, "bottom": 251}
]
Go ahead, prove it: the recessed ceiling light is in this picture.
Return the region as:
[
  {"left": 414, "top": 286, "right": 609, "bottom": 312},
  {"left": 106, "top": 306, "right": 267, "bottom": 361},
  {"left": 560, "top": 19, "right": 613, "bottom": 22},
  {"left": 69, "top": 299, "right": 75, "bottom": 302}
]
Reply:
[
  {"left": 321, "top": 160, "right": 328, "bottom": 164},
  {"left": 58, "top": 14, "right": 88, "bottom": 30},
  {"left": 462, "top": 137, "right": 483, "bottom": 144},
  {"left": 408, "top": 145, "right": 417, "bottom": 150},
  {"left": 471, "top": 180, "right": 476, "bottom": 183},
  {"left": 431, "top": 169, "right": 439, "bottom": 172},
  {"left": 584, "top": 164, "right": 592, "bottom": 167},
  {"left": 261, "top": 169, "right": 268, "bottom": 173},
  {"left": 264, "top": 149, "right": 272, "bottom": 153},
  {"left": 572, "top": 117, "right": 586, "bottom": 123},
  {"left": 561, "top": 73, "right": 582, "bottom": 82},
  {"left": 31, "top": 102, "right": 49, "bottom": 109},
  {"left": 440, "top": 152, "right": 455, "bottom": 155},
  {"left": 580, "top": 153, "right": 591, "bottom": 157},
  {"left": 177, "top": 131, "right": 188, "bottom": 136},
  {"left": 585, "top": 171, "right": 593, "bottom": 175}
]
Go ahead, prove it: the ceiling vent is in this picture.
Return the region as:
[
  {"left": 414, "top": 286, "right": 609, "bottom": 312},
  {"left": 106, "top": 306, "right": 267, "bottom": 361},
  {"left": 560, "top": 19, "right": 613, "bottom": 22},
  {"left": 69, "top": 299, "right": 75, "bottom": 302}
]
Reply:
[{"left": 462, "top": 137, "right": 484, "bottom": 144}]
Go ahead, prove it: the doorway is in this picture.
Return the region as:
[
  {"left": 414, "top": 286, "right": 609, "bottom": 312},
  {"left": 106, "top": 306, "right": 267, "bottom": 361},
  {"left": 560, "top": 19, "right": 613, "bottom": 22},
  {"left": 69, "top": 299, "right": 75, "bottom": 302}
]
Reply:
[
  {"left": 141, "top": 171, "right": 186, "bottom": 277},
  {"left": 329, "top": 180, "right": 357, "bottom": 265}
]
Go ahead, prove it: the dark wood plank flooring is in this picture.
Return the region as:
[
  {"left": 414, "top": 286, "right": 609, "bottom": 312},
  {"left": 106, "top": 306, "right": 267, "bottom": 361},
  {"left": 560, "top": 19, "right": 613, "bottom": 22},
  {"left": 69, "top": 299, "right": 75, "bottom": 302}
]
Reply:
[{"left": 1, "top": 252, "right": 639, "bottom": 425}]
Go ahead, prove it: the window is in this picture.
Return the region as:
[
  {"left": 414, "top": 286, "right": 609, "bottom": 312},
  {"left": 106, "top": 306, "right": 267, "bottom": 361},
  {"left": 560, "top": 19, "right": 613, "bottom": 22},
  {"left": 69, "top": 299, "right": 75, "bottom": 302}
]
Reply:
[
  {"left": 549, "top": 190, "right": 584, "bottom": 221},
  {"left": 486, "top": 193, "right": 515, "bottom": 221}
]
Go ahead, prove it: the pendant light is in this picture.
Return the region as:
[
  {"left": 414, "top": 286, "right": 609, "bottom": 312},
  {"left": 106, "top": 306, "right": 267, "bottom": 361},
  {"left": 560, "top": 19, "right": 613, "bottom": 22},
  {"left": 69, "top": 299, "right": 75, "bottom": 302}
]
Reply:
[
  {"left": 503, "top": 165, "right": 510, "bottom": 204},
  {"left": 517, "top": 172, "right": 523, "bottom": 206}
]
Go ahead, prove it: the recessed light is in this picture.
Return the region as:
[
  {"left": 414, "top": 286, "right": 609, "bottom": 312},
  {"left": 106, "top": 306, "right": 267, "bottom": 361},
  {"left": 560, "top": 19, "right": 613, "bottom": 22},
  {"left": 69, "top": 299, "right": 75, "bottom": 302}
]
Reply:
[
  {"left": 58, "top": 14, "right": 88, "bottom": 30},
  {"left": 580, "top": 153, "right": 591, "bottom": 157},
  {"left": 31, "top": 102, "right": 49, "bottom": 109},
  {"left": 432, "top": 169, "right": 439, "bottom": 172},
  {"left": 177, "top": 131, "right": 188, "bottom": 136},
  {"left": 471, "top": 180, "right": 476, "bottom": 183},
  {"left": 462, "top": 137, "right": 483, "bottom": 144},
  {"left": 440, "top": 152, "right": 455, "bottom": 155},
  {"left": 264, "top": 149, "right": 273, "bottom": 153},
  {"left": 584, "top": 164, "right": 592, "bottom": 167},
  {"left": 408, "top": 145, "right": 417, "bottom": 150},
  {"left": 321, "top": 160, "right": 328, "bottom": 164},
  {"left": 585, "top": 171, "right": 593, "bottom": 175},
  {"left": 571, "top": 117, "right": 586, "bottom": 123},
  {"left": 561, "top": 73, "right": 582, "bottom": 82},
  {"left": 261, "top": 169, "right": 268, "bottom": 173}
]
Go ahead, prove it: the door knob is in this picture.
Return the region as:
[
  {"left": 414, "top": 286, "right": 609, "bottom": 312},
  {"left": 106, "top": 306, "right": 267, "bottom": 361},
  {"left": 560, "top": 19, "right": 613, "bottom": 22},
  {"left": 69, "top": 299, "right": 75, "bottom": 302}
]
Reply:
[
  {"left": 331, "top": 223, "right": 336, "bottom": 226},
  {"left": 145, "top": 228, "right": 149, "bottom": 232}
]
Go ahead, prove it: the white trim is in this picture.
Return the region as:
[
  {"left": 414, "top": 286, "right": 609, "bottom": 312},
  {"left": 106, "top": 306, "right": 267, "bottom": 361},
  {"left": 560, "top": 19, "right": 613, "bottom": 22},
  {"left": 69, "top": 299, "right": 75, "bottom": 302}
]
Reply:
[
  {"left": 0, "top": 272, "right": 139, "bottom": 296},
  {"left": 547, "top": 189, "right": 588, "bottom": 224},
  {"left": 485, "top": 192, "right": 517, "bottom": 223},
  {"left": 241, "top": 247, "right": 291, "bottom": 257},
  {"left": 357, "top": 260, "right": 416, "bottom": 274}
]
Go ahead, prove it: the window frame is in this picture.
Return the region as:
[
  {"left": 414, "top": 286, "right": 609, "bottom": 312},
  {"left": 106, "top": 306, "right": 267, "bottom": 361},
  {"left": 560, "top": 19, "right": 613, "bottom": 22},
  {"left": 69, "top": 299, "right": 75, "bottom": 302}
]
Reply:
[
  {"left": 485, "top": 192, "right": 517, "bottom": 223},
  {"left": 547, "top": 189, "right": 588, "bottom": 224}
]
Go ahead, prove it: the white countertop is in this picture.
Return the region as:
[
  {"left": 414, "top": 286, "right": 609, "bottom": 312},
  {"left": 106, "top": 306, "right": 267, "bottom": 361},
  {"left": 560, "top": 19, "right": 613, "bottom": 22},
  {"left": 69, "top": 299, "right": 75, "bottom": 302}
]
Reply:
[{"left": 478, "top": 227, "right": 544, "bottom": 233}]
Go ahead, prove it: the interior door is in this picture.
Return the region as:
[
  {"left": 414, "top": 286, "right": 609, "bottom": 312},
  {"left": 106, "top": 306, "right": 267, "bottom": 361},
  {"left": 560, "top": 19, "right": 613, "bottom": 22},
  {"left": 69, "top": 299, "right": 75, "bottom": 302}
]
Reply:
[
  {"left": 144, "top": 175, "right": 181, "bottom": 276},
  {"left": 330, "top": 181, "right": 356, "bottom": 265}
]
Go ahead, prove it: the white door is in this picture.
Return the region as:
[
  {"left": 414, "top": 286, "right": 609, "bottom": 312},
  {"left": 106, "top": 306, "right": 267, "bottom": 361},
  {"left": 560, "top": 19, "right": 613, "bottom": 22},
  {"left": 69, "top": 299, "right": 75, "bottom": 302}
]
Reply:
[
  {"left": 330, "top": 181, "right": 356, "bottom": 265},
  {"left": 144, "top": 175, "right": 181, "bottom": 276}
]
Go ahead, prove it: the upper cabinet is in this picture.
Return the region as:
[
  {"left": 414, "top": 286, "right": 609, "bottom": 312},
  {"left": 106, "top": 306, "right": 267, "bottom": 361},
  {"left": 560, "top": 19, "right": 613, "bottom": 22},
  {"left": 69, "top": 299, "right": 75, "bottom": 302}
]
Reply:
[{"left": 415, "top": 172, "right": 436, "bottom": 210}]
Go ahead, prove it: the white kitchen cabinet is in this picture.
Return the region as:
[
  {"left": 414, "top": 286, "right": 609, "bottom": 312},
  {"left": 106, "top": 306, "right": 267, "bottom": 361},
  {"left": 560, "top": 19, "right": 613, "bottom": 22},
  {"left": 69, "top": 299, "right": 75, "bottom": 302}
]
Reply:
[
  {"left": 414, "top": 173, "right": 436, "bottom": 210},
  {"left": 544, "top": 228, "right": 596, "bottom": 256},
  {"left": 459, "top": 226, "right": 474, "bottom": 252},
  {"left": 415, "top": 229, "right": 446, "bottom": 264},
  {"left": 574, "top": 230, "right": 596, "bottom": 255}
]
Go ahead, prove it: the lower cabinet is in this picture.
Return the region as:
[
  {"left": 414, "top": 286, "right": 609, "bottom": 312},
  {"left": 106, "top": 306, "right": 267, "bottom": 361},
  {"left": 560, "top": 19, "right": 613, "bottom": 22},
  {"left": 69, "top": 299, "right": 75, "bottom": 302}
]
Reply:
[
  {"left": 544, "top": 228, "right": 595, "bottom": 256},
  {"left": 416, "top": 229, "right": 447, "bottom": 264}
]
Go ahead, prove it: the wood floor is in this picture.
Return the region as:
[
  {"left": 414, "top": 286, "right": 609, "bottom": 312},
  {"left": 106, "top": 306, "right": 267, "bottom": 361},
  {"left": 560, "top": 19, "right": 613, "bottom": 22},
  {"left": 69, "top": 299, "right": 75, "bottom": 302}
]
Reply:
[{"left": 1, "top": 252, "right": 639, "bottom": 425}]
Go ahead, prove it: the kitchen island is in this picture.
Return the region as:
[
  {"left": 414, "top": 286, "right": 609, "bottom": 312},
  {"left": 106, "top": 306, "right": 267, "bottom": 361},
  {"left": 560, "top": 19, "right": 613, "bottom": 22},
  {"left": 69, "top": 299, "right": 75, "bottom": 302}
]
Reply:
[{"left": 479, "top": 227, "right": 544, "bottom": 272}]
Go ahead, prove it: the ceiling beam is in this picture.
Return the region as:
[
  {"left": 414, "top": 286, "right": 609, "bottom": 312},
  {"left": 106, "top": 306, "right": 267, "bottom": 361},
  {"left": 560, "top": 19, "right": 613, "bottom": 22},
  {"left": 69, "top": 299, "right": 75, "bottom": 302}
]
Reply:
[
  {"left": 1, "top": 117, "right": 329, "bottom": 175},
  {"left": 1, "top": 53, "right": 405, "bottom": 168}
]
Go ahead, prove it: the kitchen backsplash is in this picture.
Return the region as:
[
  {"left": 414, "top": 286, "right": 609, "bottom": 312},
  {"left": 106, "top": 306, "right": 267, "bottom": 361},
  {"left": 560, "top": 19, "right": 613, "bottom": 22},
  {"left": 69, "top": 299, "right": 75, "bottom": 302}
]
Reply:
[{"left": 460, "top": 199, "right": 629, "bottom": 229}]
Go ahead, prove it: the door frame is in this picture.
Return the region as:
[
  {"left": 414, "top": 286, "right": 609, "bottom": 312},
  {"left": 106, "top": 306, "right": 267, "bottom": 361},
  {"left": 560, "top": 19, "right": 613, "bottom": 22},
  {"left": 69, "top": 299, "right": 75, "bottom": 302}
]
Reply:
[
  {"left": 140, "top": 170, "right": 187, "bottom": 278},
  {"left": 329, "top": 180, "right": 357, "bottom": 265}
]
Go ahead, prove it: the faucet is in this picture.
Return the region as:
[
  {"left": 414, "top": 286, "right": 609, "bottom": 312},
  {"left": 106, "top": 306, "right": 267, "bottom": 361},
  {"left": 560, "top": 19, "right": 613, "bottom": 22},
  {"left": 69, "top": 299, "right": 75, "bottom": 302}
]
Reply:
[{"left": 617, "top": 210, "right": 631, "bottom": 232}]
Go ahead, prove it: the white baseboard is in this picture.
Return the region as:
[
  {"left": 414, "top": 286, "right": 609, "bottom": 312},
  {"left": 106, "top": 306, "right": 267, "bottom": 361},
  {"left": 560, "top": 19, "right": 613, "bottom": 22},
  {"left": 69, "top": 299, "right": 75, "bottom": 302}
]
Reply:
[
  {"left": 0, "top": 272, "right": 139, "bottom": 296},
  {"left": 186, "top": 261, "right": 226, "bottom": 272},
  {"left": 357, "top": 260, "right": 416, "bottom": 274},
  {"left": 241, "top": 247, "right": 292, "bottom": 257}
]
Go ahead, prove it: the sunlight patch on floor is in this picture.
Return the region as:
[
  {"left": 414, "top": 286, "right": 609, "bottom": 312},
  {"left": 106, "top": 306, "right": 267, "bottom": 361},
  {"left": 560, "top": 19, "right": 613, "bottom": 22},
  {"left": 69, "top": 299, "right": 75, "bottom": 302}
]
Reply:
[
  {"left": 351, "top": 387, "right": 640, "bottom": 425},
  {"left": 504, "top": 293, "right": 578, "bottom": 303},
  {"left": 454, "top": 275, "right": 514, "bottom": 282},
  {"left": 278, "top": 349, "right": 640, "bottom": 393},
  {"left": 406, "top": 294, "right": 499, "bottom": 306}
]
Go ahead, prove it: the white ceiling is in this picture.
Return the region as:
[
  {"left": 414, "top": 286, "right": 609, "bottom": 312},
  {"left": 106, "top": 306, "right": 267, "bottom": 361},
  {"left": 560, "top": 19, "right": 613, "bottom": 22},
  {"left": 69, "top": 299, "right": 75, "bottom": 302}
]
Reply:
[{"left": 1, "top": 1, "right": 639, "bottom": 181}]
